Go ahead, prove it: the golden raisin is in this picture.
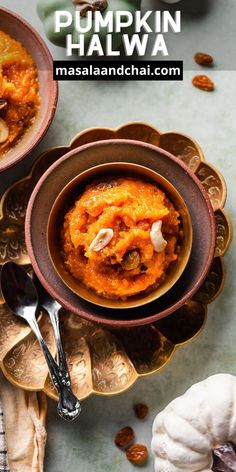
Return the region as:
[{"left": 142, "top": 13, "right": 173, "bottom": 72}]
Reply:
[
  {"left": 194, "top": 52, "right": 213, "bottom": 66},
  {"left": 134, "top": 403, "right": 149, "bottom": 419},
  {"left": 192, "top": 75, "right": 214, "bottom": 91},
  {"left": 114, "top": 426, "right": 135, "bottom": 448},
  {"left": 126, "top": 444, "right": 148, "bottom": 464},
  {"left": 121, "top": 250, "right": 140, "bottom": 270}
]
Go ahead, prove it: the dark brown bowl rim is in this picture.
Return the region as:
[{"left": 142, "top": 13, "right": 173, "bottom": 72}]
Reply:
[
  {"left": 25, "top": 139, "right": 216, "bottom": 328},
  {"left": 0, "top": 7, "right": 58, "bottom": 173}
]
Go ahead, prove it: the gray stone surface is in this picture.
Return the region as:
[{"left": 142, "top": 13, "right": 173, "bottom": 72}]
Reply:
[{"left": 0, "top": 1, "right": 236, "bottom": 471}]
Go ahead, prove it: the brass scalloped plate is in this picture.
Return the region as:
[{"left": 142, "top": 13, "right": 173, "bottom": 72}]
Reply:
[{"left": 0, "top": 122, "right": 232, "bottom": 401}]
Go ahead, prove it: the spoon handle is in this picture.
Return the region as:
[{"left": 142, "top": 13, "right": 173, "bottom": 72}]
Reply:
[
  {"left": 25, "top": 314, "right": 81, "bottom": 421},
  {"left": 47, "top": 305, "right": 70, "bottom": 384}
]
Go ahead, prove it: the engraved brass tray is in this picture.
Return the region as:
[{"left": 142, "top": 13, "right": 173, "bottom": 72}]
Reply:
[{"left": 0, "top": 123, "right": 232, "bottom": 400}]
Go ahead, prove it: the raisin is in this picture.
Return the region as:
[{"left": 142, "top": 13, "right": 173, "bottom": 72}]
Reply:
[
  {"left": 192, "top": 75, "right": 214, "bottom": 91},
  {"left": 121, "top": 250, "right": 140, "bottom": 270},
  {"left": 194, "top": 52, "right": 213, "bottom": 66},
  {"left": 126, "top": 444, "right": 148, "bottom": 464},
  {"left": 114, "top": 426, "right": 135, "bottom": 448},
  {"left": 134, "top": 403, "right": 149, "bottom": 419}
]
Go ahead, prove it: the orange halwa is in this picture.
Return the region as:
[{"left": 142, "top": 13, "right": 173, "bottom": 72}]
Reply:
[
  {"left": 62, "top": 177, "right": 180, "bottom": 300},
  {"left": 0, "top": 31, "right": 40, "bottom": 156}
]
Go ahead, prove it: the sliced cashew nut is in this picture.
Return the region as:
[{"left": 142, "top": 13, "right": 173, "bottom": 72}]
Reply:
[
  {"left": 0, "top": 118, "right": 9, "bottom": 144},
  {"left": 89, "top": 228, "right": 114, "bottom": 252},
  {"left": 150, "top": 221, "right": 167, "bottom": 253}
]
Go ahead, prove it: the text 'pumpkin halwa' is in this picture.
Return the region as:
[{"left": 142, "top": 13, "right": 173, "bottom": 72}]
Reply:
[
  {"left": 0, "top": 31, "right": 40, "bottom": 156},
  {"left": 62, "top": 177, "right": 180, "bottom": 300}
]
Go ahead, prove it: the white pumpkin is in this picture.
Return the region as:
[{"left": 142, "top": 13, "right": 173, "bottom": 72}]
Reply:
[{"left": 152, "top": 374, "right": 236, "bottom": 472}]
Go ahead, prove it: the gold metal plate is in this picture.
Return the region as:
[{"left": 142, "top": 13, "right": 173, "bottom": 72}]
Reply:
[{"left": 0, "top": 122, "right": 232, "bottom": 400}]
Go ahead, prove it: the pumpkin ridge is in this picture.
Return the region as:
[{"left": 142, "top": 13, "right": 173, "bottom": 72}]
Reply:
[{"left": 157, "top": 433, "right": 211, "bottom": 469}]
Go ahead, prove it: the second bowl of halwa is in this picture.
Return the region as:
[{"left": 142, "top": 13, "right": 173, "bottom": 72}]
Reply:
[
  {"left": 47, "top": 162, "right": 192, "bottom": 309},
  {"left": 0, "top": 8, "right": 58, "bottom": 172}
]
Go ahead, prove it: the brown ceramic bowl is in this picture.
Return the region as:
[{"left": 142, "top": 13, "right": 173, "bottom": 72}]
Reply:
[
  {"left": 25, "top": 139, "right": 216, "bottom": 328},
  {"left": 0, "top": 7, "right": 58, "bottom": 173},
  {"left": 47, "top": 162, "right": 193, "bottom": 309}
]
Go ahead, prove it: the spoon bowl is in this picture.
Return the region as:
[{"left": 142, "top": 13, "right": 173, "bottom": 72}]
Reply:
[
  {"left": 1, "top": 262, "right": 38, "bottom": 318},
  {"left": 33, "top": 273, "right": 61, "bottom": 315}
]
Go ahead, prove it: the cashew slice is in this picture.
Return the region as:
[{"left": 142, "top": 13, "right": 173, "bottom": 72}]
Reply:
[
  {"left": 150, "top": 221, "right": 167, "bottom": 253},
  {"left": 0, "top": 118, "right": 9, "bottom": 144},
  {"left": 0, "top": 99, "right": 7, "bottom": 110},
  {"left": 89, "top": 228, "right": 114, "bottom": 252}
]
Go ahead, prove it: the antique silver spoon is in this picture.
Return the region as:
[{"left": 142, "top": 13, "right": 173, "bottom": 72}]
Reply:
[{"left": 0, "top": 262, "right": 81, "bottom": 422}]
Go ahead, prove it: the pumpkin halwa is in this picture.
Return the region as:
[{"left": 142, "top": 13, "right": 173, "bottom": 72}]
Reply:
[
  {"left": 62, "top": 177, "right": 180, "bottom": 300},
  {"left": 0, "top": 31, "right": 40, "bottom": 156}
]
